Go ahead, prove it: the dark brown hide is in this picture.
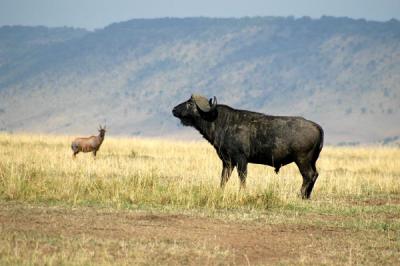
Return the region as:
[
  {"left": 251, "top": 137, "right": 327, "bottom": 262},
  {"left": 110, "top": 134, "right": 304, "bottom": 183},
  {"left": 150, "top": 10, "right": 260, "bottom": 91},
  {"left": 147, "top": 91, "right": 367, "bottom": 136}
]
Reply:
[{"left": 172, "top": 95, "right": 324, "bottom": 199}]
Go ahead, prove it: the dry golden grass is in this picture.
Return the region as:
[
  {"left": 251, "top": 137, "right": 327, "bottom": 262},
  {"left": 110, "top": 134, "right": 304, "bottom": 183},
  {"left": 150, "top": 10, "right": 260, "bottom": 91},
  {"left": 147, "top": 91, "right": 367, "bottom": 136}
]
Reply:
[
  {"left": 0, "top": 133, "right": 399, "bottom": 209},
  {"left": 0, "top": 133, "right": 399, "bottom": 265}
]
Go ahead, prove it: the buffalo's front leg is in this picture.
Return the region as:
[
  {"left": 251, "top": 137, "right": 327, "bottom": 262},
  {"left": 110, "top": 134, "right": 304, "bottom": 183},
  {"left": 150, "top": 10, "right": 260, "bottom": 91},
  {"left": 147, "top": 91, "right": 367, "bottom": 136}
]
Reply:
[
  {"left": 220, "top": 161, "right": 234, "bottom": 188},
  {"left": 237, "top": 158, "right": 248, "bottom": 190}
]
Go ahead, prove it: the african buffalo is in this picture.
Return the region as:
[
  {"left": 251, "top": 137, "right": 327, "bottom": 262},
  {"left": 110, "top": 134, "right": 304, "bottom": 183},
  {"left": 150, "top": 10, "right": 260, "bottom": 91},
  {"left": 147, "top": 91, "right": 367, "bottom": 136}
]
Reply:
[{"left": 172, "top": 94, "right": 324, "bottom": 199}]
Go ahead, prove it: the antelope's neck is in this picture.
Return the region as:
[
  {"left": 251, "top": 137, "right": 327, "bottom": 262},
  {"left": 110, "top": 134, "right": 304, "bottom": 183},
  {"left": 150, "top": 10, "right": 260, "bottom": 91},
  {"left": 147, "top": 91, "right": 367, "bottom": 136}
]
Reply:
[{"left": 98, "top": 134, "right": 105, "bottom": 143}]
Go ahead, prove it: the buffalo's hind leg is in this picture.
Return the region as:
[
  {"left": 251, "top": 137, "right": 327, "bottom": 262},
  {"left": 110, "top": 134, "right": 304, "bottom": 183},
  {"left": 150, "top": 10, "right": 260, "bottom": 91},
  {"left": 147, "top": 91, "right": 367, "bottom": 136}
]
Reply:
[
  {"left": 296, "top": 160, "right": 319, "bottom": 199},
  {"left": 220, "top": 161, "right": 234, "bottom": 188},
  {"left": 307, "top": 161, "right": 319, "bottom": 197}
]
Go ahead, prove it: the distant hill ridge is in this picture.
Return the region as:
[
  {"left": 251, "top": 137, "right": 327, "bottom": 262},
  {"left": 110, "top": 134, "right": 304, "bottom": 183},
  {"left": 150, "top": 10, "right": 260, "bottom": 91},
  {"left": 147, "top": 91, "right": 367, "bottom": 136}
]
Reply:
[{"left": 0, "top": 16, "right": 399, "bottom": 144}]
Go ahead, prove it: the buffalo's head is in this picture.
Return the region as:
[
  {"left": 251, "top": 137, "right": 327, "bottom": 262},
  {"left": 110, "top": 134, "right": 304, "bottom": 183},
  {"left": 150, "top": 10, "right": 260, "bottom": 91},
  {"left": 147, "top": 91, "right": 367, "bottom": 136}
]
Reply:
[{"left": 172, "top": 94, "right": 217, "bottom": 126}]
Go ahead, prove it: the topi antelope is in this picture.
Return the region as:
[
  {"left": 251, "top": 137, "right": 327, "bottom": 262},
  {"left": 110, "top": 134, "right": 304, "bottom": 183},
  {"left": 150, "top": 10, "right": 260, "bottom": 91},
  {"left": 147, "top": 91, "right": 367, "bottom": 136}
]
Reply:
[{"left": 71, "top": 125, "right": 106, "bottom": 158}]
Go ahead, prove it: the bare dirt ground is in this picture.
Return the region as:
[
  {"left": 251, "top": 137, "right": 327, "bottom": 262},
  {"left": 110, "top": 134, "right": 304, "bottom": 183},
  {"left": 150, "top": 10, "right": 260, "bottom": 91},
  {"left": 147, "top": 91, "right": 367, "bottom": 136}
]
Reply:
[{"left": 0, "top": 202, "right": 398, "bottom": 265}]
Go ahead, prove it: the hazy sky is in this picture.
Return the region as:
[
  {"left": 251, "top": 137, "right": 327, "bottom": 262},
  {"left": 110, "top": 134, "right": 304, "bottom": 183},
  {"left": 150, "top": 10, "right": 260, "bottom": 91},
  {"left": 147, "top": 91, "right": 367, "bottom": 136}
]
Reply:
[{"left": 0, "top": 0, "right": 399, "bottom": 30}]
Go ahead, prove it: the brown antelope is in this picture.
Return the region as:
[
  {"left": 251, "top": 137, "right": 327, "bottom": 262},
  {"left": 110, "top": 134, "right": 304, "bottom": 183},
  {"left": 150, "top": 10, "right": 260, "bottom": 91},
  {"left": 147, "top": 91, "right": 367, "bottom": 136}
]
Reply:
[{"left": 71, "top": 125, "right": 106, "bottom": 158}]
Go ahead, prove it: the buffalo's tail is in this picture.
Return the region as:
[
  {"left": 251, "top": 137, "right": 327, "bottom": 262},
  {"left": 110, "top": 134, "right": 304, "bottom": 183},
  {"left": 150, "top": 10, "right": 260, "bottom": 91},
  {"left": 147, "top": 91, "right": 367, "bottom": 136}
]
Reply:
[
  {"left": 312, "top": 124, "right": 324, "bottom": 167},
  {"left": 317, "top": 124, "right": 324, "bottom": 152}
]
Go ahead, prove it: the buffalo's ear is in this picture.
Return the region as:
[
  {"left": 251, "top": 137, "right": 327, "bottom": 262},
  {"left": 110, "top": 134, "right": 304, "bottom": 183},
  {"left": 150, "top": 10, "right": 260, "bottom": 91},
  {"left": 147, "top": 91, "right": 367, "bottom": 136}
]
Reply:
[{"left": 201, "top": 96, "right": 218, "bottom": 121}]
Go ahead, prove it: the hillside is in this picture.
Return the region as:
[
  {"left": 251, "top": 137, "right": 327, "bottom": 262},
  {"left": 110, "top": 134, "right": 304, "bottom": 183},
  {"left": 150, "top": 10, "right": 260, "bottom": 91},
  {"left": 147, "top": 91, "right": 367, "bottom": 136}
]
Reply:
[{"left": 0, "top": 17, "right": 399, "bottom": 144}]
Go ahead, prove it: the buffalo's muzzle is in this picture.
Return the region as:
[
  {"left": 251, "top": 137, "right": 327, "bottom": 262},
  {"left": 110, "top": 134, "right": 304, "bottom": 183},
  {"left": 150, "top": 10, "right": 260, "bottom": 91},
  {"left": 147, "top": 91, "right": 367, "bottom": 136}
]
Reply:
[{"left": 172, "top": 107, "right": 179, "bottom": 117}]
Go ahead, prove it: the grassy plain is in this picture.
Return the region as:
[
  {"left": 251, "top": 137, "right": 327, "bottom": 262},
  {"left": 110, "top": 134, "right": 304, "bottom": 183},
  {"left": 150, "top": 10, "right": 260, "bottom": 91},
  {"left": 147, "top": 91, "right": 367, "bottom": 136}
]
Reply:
[{"left": 0, "top": 133, "right": 399, "bottom": 265}]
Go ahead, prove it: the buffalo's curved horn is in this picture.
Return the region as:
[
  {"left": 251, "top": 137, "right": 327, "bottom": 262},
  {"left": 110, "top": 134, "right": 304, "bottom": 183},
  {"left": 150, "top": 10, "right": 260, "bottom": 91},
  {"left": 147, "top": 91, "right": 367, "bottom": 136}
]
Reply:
[
  {"left": 192, "top": 94, "right": 213, "bottom": 112},
  {"left": 209, "top": 96, "right": 217, "bottom": 111}
]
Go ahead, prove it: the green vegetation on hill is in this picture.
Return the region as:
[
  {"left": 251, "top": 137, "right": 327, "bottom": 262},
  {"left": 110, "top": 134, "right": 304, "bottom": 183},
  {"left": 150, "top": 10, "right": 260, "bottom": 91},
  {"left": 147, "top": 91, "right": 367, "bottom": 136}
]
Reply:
[{"left": 0, "top": 17, "right": 399, "bottom": 144}]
